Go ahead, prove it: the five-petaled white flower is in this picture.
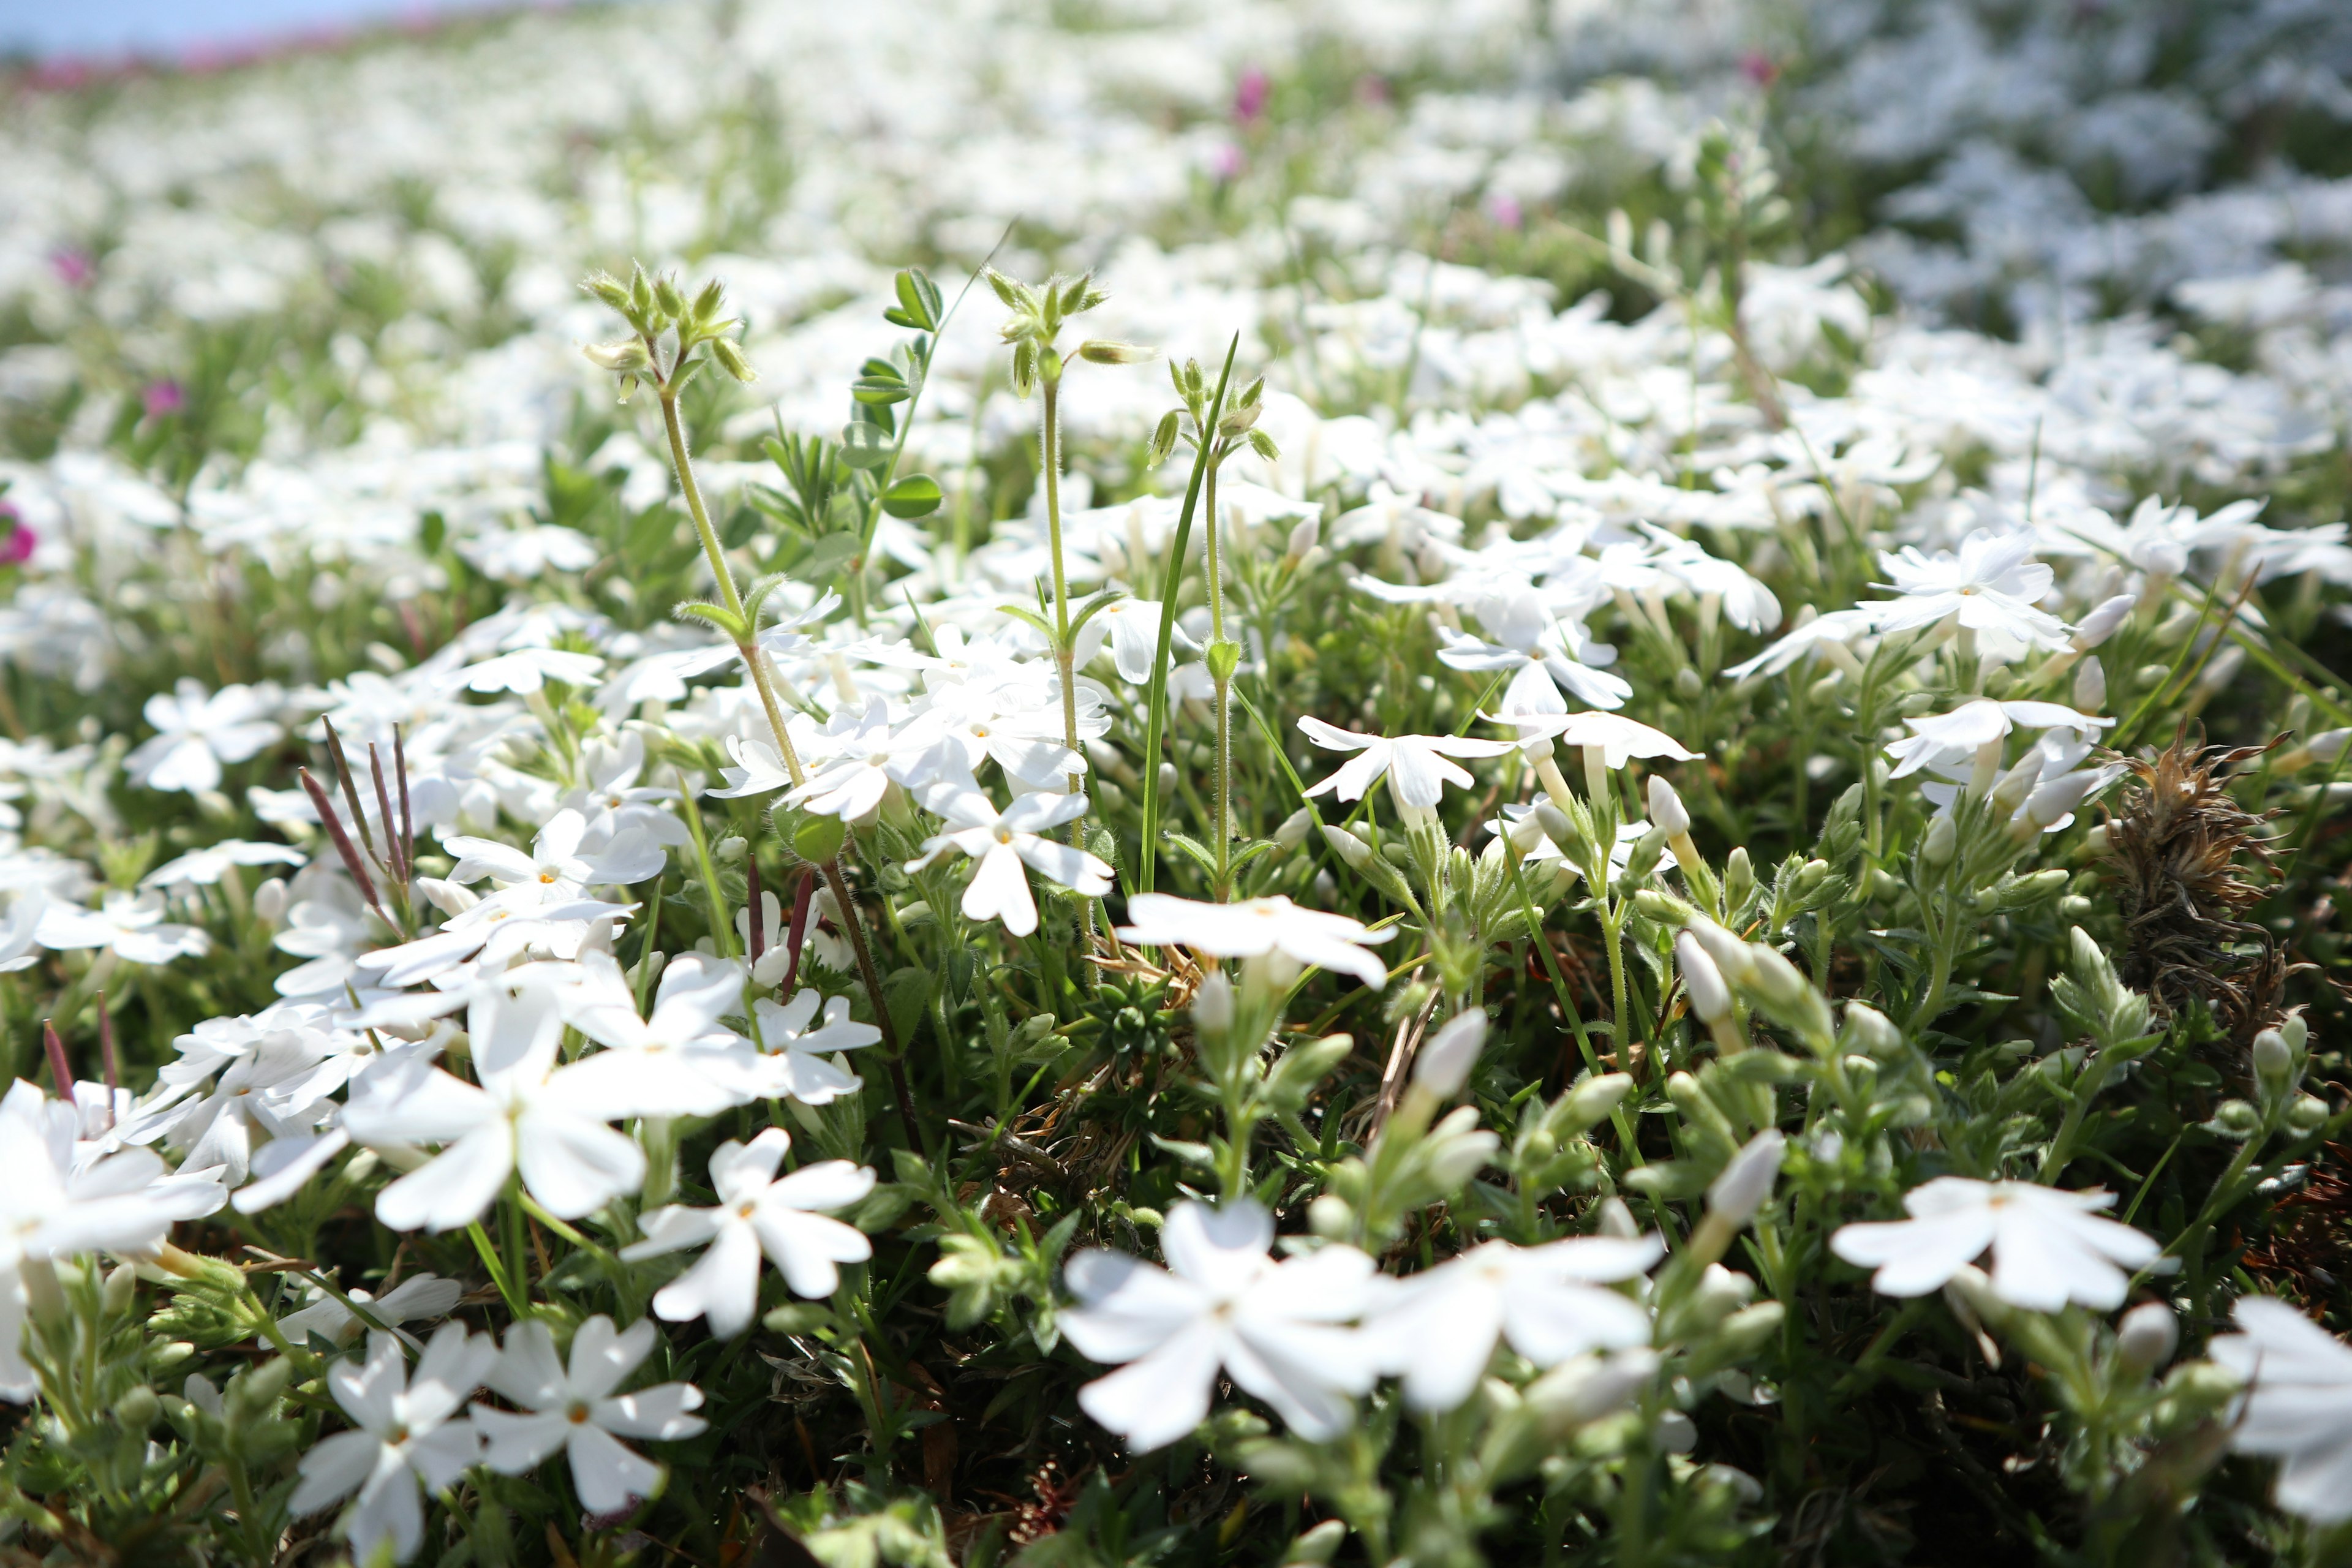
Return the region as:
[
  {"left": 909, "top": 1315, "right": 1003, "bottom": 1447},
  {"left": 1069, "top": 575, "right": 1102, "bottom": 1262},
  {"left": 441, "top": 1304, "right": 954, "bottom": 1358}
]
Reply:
[
  {"left": 443, "top": 807, "right": 665, "bottom": 894},
  {"left": 1870, "top": 532, "right": 2072, "bottom": 651},
  {"left": 1364, "top": 1234, "right": 1663, "bottom": 1412},
  {"left": 2209, "top": 1295, "right": 2352, "bottom": 1523},
  {"left": 1061, "top": 1198, "right": 1378, "bottom": 1452},
  {"left": 472, "top": 1316, "right": 707, "bottom": 1514},
  {"left": 620, "top": 1128, "right": 875, "bottom": 1339},
  {"left": 292, "top": 1324, "right": 495, "bottom": 1565},
  {"left": 1117, "top": 892, "right": 1395, "bottom": 989},
  {"left": 908, "top": 788, "right": 1112, "bottom": 938},
  {"left": 1297, "top": 716, "right": 1517, "bottom": 812},
  {"left": 749, "top": 989, "right": 881, "bottom": 1105},
  {"left": 344, "top": 980, "right": 645, "bottom": 1232},
  {"left": 1830, "top": 1177, "right": 2158, "bottom": 1311},
  {"left": 126, "top": 679, "right": 284, "bottom": 794}
]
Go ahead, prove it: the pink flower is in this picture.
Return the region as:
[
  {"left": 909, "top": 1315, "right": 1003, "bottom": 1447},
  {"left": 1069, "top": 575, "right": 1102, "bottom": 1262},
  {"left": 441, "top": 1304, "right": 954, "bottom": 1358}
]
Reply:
[
  {"left": 0, "top": 505, "right": 33, "bottom": 566},
  {"left": 143, "top": 381, "right": 186, "bottom": 420},
  {"left": 1487, "top": 194, "right": 1524, "bottom": 230},
  {"left": 1233, "top": 67, "right": 1270, "bottom": 124},
  {"left": 48, "top": 249, "right": 94, "bottom": 289},
  {"left": 1210, "top": 142, "right": 1246, "bottom": 183},
  {"left": 1739, "top": 50, "right": 1779, "bottom": 88}
]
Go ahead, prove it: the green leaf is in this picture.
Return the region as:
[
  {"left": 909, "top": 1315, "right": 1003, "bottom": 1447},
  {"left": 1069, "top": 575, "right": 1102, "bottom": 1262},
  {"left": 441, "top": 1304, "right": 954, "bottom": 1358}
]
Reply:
[
  {"left": 791, "top": 531, "right": 862, "bottom": 586},
  {"left": 839, "top": 422, "right": 892, "bottom": 470},
  {"left": 886, "top": 965, "right": 933, "bottom": 1049},
  {"left": 881, "top": 473, "right": 943, "bottom": 519},
  {"left": 889, "top": 268, "right": 940, "bottom": 331},
  {"left": 1164, "top": 833, "right": 1220, "bottom": 875},
  {"left": 851, "top": 375, "right": 911, "bottom": 406}
]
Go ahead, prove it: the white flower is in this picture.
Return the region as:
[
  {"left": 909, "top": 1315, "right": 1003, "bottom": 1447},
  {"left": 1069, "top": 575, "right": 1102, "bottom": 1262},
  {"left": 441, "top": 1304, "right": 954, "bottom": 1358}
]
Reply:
[
  {"left": 749, "top": 989, "right": 880, "bottom": 1105},
  {"left": 1061, "top": 1198, "right": 1378, "bottom": 1451},
  {"left": 555, "top": 952, "right": 767, "bottom": 1120},
  {"left": 344, "top": 980, "right": 645, "bottom": 1232},
  {"left": 37, "top": 890, "right": 211, "bottom": 965},
  {"left": 472, "top": 1316, "right": 707, "bottom": 1514},
  {"left": 1117, "top": 892, "right": 1395, "bottom": 990},
  {"left": 125, "top": 679, "right": 284, "bottom": 794},
  {"left": 453, "top": 647, "right": 604, "bottom": 695},
  {"left": 1072, "top": 597, "right": 1170, "bottom": 683},
  {"left": 706, "top": 735, "right": 799, "bottom": 799},
  {"left": 278, "top": 1272, "right": 465, "bottom": 1350},
  {"left": 1829, "top": 1177, "right": 2158, "bottom": 1311},
  {"left": 291, "top": 1324, "right": 494, "bottom": 1564},
  {"left": 907, "top": 788, "right": 1111, "bottom": 938},
  {"left": 2209, "top": 1296, "right": 2352, "bottom": 1522},
  {"left": 619, "top": 1128, "right": 875, "bottom": 1339},
  {"left": 142, "top": 839, "right": 308, "bottom": 889},
  {"left": 1484, "top": 709, "right": 1700, "bottom": 769},
  {"left": 1882, "top": 698, "right": 2111, "bottom": 779},
  {"left": 785, "top": 698, "right": 923, "bottom": 821},
  {"left": 1297, "top": 717, "right": 1517, "bottom": 812},
  {"left": 1365, "top": 1234, "right": 1662, "bottom": 1411},
  {"left": 0, "top": 1080, "right": 215, "bottom": 1401},
  {"left": 443, "top": 807, "right": 665, "bottom": 894},
  {"left": 1871, "top": 533, "right": 2071, "bottom": 651}
]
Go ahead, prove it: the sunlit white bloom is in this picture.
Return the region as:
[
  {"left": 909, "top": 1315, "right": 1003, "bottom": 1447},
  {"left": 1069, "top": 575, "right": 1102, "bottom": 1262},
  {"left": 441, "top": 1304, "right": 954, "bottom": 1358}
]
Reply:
[
  {"left": 1297, "top": 717, "right": 1517, "bottom": 811},
  {"left": 453, "top": 646, "right": 604, "bottom": 694},
  {"left": 1061, "top": 1199, "right": 1378, "bottom": 1450},
  {"left": 1366, "top": 1234, "right": 1662, "bottom": 1411},
  {"left": 126, "top": 679, "right": 284, "bottom": 794},
  {"left": 706, "top": 734, "right": 799, "bottom": 799},
  {"left": 443, "top": 807, "right": 663, "bottom": 894},
  {"left": 1485, "top": 709, "right": 1701, "bottom": 767},
  {"left": 0, "top": 1080, "right": 219, "bottom": 1401},
  {"left": 345, "top": 981, "right": 644, "bottom": 1232},
  {"left": 1118, "top": 892, "right": 1395, "bottom": 989},
  {"left": 278, "top": 1272, "right": 465, "bottom": 1350},
  {"left": 749, "top": 989, "right": 880, "bottom": 1104},
  {"left": 1724, "top": 607, "right": 1877, "bottom": 679},
  {"left": 291, "top": 1324, "right": 494, "bottom": 1564},
  {"left": 1830, "top": 1177, "right": 2158, "bottom": 1311},
  {"left": 1883, "top": 699, "right": 2113, "bottom": 778},
  {"left": 907, "top": 788, "right": 1110, "bottom": 938},
  {"left": 37, "top": 890, "right": 211, "bottom": 965},
  {"left": 2209, "top": 1296, "right": 2352, "bottom": 1522},
  {"left": 619, "top": 1128, "right": 875, "bottom": 1338},
  {"left": 143, "top": 839, "right": 308, "bottom": 889},
  {"left": 1073, "top": 596, "right": 1170, "bottom": 683},
  {"left": 555, "top": 952, "right": 766, "bottom": 1119},
  {"left": 473, "top": 1316, "right": 707, "bottom": 1513},
  {"left": 1871, "top": 533, "right": 2071, "bottom": 650}
]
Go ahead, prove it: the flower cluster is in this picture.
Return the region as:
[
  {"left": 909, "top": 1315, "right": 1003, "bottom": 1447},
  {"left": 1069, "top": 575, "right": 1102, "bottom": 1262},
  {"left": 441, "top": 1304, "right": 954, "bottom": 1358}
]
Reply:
[{"left": 0, "top": 0, "right": 2346, "bottom": 1563}]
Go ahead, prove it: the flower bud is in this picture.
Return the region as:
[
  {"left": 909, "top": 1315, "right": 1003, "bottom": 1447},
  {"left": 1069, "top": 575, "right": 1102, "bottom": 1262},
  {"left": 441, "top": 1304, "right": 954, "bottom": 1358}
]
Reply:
[
  {"left": 715, "top": 835, "right": 748, "bottom": 863},
  {"left": 1647, "top": 774, "right": 1691, "bottom": 837},
  {"left": 104, "top": 1262, "right": 138, "bottom": 1317},
  {"left": 2073, "top": 594, "right": 2136, "bottom": 650},
  {"left": 2024, "top": 772, "right": 2098, "bottom": 831},
  {"left": 1533, "top": 802, "right": 1577, "bottom": 856},
  {"left": 1564, "top": 1072, "right": 1634, "bottom": 1129},
  {"left": 1528, "top": 1348, "right": 1657, "bottom": 1430},
  {"left": 2116, "top": 1302, "right": 2178, "bottom": 1373},
  {"left": 1723, "top": 845, "right": 1754, "bottom": 907},
  {"left": 1991, "top": 758, "right": 2040, "bottom": 814},
  {"left": 2212, "top": 1098, "right": 2261, "bottom": 1138},
  {"left": 2252, "top": 1027, "right": 2295, "bottom": 1088},
  {"left": 1321, "top": 823, "right": 1373, "bottom": 870},
  {"left": 2286, "top": 1094, "right": 2328, "bottom": 1136},
  {"left": 2309, "top": 728, "right": 2351, "bottom": 764},
  {"left": 1273, "top": 807, "right": 1313, "bottom": 851},
  {"left": 1707, "top": 1129, "right": 1785, "bottom": 1226},
  {"left": 1077, "top": 339, "right": 1156, "bottom": 365},
  {"left": 252, "top": 876, "right": 289, "bottom": 925},
  {"left": 1507, "top": 813, "right": 1550, "bottom": 854},
  {"left": 1677, "top": 933, "right": 1732, "bottom": 1024},
  {"left": 2073, "top": 655, "right": 2106, "bottom": 714},
  {"left": 1596, "top": 1196, "right": 1640, "bottom": 1237},
  {"left": 1744, "top": 944, "right": 1812, "bottom": 1012},
  {"left": 1281, "top": 1520, "right": 1348, "bottom": 1567},
  {"left": 584, "top": 337, "right": 654, "bottom": 374},
  {"left": 710, "top": 337, "right": 757, "bottom": 383},
  {"left": 1307, "top": 1193, "right": 1352, "bottom": 1239},
  {"left": 1689, "top": 1263, "right": 1758, "bottom": 1327},
  {"left": 1685, "top": 918, "right": 1756, "bottom": 987},
  {"left": 113, "top": 1384, "right": 160, "bottom": 1432},
  {"left": 1920, "top": 813, "right": 1957, "bottom": 870},
  {"left": 1415, "top": 1012, "right": 1488, "bottom": 1098},
  {"left": 1717, "top": 1300, "right": 1785, "bottom": 1355},
  {"left": 1843, "top": 1002, "right": 1901, "bottom": 1058},
  {"left": 1191, "top": 971, "right": 1234, "bottom": 1033},
  {"left": 1286, "top": 518, "right": 1321, "bottom": 559}
]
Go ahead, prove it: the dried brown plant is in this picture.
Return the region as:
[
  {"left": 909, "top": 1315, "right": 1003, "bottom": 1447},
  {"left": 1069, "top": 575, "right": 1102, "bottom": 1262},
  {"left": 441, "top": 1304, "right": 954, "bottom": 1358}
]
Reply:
[{"left": 2097, "top": 729, "right": 2286, "bottom": 1040}]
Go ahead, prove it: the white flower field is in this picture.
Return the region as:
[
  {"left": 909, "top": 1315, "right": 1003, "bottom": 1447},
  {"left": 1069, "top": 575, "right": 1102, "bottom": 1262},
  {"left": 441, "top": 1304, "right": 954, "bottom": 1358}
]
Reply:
[{"left": 1, "top": 0, "right": 2351, "bottom": 1562}]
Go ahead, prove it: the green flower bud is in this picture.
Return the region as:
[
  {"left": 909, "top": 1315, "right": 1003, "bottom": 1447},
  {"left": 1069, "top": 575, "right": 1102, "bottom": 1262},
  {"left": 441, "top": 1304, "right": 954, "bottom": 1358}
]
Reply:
[
  {"left": 1920, "top": 814, "right": 1957, "bottom": 870},
  {"left": 793, "top": 813, "right": 846, "bottom": 865},
  {"left": 1077, "top": 339, "right": 1156, "bottom": 364},
  {"left": 710, "top": 337, "right": 757, "bottom": 383},
  {"left": 113, "top": 1385, "right": 159, "bottom": 1432}
]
